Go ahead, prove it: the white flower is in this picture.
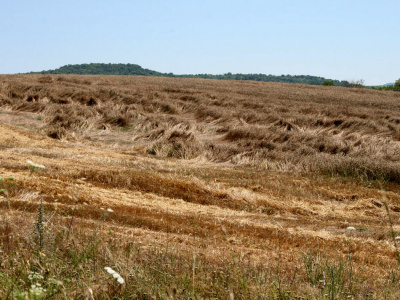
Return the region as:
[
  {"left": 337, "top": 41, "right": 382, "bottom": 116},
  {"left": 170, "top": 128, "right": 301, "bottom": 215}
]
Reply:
[
  {"left": 28, "top": 272, "right": 44, "bottom": 282},
  {"left": 346, "top": 226, "right": 356, "bottom": 230},
  {"left": 117, "top": 277, "right": 125, "bottom": 284},
  {"left": 29, "top": 284, "right": 46, "bottom": 297},
  {"left": 107, "top": 208, "right": 114, "bottom": 212},
  {"left": 104, "top": 267, "right": 125, "bottom": 284},
  {"left": 27, "top": 160, "right": 46, "bottom": 169}
]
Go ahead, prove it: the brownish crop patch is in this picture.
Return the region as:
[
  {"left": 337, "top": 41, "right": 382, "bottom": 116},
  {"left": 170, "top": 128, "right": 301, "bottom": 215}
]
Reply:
[{"left": 1, "top": 75, "right": 400, "bottom": 298}]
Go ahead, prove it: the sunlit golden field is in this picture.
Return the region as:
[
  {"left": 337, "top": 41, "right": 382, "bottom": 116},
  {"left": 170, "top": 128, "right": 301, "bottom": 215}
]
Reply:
[{"left": 1, "top": 74, "right": 400, "bottom": 299}]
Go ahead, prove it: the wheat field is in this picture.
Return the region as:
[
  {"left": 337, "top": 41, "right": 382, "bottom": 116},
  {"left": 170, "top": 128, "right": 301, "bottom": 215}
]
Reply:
[{"left": 1, "top": 74, "right": 400, "bottom": 298}]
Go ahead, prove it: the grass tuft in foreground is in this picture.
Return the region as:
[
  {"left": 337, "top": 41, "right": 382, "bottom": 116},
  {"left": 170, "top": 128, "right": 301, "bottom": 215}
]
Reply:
[{"left": 1, "top": 202, "right": 400, "bottom": 299}]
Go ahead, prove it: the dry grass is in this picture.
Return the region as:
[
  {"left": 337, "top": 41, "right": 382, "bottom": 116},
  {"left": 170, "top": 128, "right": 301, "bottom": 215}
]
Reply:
[
  {"left": 2, "top": 74, "right": 400, "bottom": 181},
  {"left": 1, "top": 75, "right": 400, "bottom": 298}
]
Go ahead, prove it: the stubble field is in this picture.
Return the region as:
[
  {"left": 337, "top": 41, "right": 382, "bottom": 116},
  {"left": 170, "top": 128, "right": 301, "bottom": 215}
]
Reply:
[{"left": 1, "top": 74, "right": 400, "bottom": 299}]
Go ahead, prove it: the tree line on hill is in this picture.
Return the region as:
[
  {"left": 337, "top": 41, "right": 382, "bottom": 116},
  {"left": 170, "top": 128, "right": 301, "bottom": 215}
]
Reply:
[
  {"left": 372, "top": 79, "right": 400, "bottom": 91},
  {"left": 30, "top": 63, "right": 164, "bottom": 77},
  {"left": 29, "top": 63, "right": 345, "bottom": 86},
  {"left": 29, "top": 63, "right": 399, "bottom": 90},
  {"left": 322, "top": 78, "right": 400, "bottom": 91}
]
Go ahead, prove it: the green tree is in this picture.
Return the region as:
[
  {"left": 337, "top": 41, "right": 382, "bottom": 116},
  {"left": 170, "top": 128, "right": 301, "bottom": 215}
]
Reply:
[
  {"left": 395, "top": 79, "right": 400, "bottom": 91},
  {"left": 322, "top": 80, "right": 335, "bottom": 86}
]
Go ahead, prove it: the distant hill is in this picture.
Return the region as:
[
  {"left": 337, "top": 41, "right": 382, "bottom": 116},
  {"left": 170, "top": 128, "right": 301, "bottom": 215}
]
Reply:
[
  {"left": 370, "top": 82, "right": 400, "bottom": 91},
  {"left": 29, "top": 63, "right": 344, "bottom": 86},
  {"left": 29, "top": 63, "right": 163, "bottom": 77}
]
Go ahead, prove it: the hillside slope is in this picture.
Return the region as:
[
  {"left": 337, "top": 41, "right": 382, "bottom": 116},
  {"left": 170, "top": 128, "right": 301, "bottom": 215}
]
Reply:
[{"left": 1, "top": 75, "right": 400, "bottom": 298}]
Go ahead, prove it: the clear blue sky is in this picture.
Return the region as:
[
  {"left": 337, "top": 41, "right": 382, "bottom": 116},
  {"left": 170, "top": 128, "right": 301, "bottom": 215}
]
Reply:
[{"left": 1, "top": 0, "right": 398, "bottom": 85}]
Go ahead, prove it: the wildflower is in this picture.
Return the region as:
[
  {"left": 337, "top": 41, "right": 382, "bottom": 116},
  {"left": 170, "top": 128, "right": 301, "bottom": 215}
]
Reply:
[
  {"left": 117, "top": 277, "right": 125, "bottom": 284},
  {"left": 29, "top": 283, "right": 46, "bottom": 297},
  {"left": 107, "top": 208, "right": 114, "bottom": 212},
  {"left": 347, "top": 226, "right": 356, "bottom": 230},
  {"left": 104, "top": 267, "right": 125, "bottom": 284},
  {"left": 27, "top": 160, "right": 46, "bottom": 169},
  {"left": 28, "top": 272, "right": 44, "bottom": 282},
  {"left": 26, "top": 272, "right": 47, "bottom": 297}
]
